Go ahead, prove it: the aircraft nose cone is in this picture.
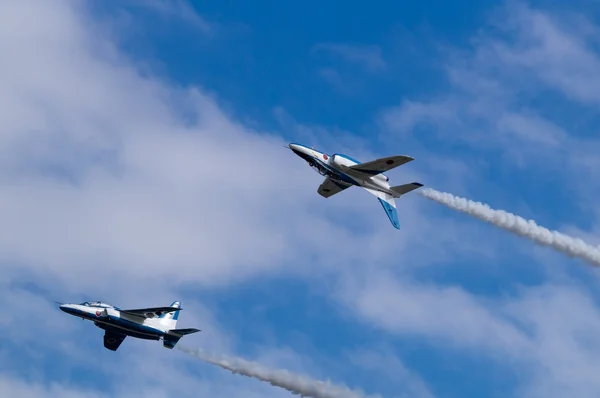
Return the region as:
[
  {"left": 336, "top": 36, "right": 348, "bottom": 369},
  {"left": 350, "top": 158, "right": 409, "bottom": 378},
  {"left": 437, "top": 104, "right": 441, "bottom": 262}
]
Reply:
[
  {"left": 288, "top": 143, "right": 311, "bottom": 160},
  {"left": 59, "top": 304, "right": 75, "bottom": 315}
]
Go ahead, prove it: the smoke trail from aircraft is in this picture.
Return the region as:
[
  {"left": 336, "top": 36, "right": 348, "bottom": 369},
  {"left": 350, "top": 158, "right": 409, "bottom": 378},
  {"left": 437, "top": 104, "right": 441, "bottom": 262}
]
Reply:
[
  {"left": 418, "top": 188, "right": 600, "bottom": 267},
  {"left": 177, "top": 346, "right": 378, "bottom": 398}
]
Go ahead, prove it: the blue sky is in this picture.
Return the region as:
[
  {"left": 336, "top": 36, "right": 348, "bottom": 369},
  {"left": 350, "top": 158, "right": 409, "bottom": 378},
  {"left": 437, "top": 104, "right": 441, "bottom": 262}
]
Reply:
[{"left": 4, "top": 0, "right": 600, "bottom": 397}]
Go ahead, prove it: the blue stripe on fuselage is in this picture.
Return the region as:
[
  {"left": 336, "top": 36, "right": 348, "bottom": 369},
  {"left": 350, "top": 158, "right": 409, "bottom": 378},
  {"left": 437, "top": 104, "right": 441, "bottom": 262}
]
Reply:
[
  {"left": 106, "top": 314, "right": 164, "bottom": 336},
  {"left": 311, "top": 157, "right": 359, "bottom": 186}
]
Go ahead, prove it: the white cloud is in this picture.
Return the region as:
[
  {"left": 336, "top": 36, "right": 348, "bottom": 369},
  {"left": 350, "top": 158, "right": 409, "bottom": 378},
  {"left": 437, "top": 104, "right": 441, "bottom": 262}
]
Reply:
[
  {"left": 377, "top": 1, "right": 600, "bottom": 226},
  {"left": 378, "top": 3, "right": 596, "bottom": 158},
  {"left": 313, "top": 43, "right": 387, "bottom": 72},
  {"left": 8, "top": 0, "right": 600, "bottom": 397},
  {"left": 137, "top": 0, "right": 214, "bottom": 32},
  {"left": 341, "top": 269, "right": 600, "bottom": 397},
  {"left": 0, "top": 0, "right": 400, "bottom": 291},
  {"left": 508, "top": 284, "right": 600, "bottom": 398},
  {"left": 379, "top": 100, "right": 460, "bottom": 139},
  {"left": 0, "top": 277, "right": 315, "bottom": 398},
  {"left": 0, "top": 1, "right": 435, "bottom": 397},
  {"left": 346, "top": 347, "right": 435, "bottom": 398},
  {"left": 339, "top": 271, "right": 530, "bottom": 355},
  {"left": 343, "top": 2, "right": 600, "bottom": 395},
  {"left": 489, "top": 3, "right": 600, "bottom": 105},
  {"left": 0, "top": 377, "right": 106, "bottom": 398}
]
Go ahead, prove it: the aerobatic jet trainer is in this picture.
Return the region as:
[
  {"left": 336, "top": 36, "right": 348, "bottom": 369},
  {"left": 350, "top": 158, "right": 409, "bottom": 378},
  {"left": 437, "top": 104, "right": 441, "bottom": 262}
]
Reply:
[
  {"left": 59, "top": 300, "right": 200, "bottom": 351},
  {"left": 288, "top": 143, "right": 423, "bottom": 229}
]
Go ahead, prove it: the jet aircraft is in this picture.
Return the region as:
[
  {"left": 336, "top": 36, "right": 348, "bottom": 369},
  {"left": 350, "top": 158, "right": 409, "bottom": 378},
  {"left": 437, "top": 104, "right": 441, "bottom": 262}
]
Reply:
[
  {"left": 288, "top": 143, "right": 423, "bottom": 229},
  {"left": 59, "top": 300, "right": 200, "bottom": 351}
]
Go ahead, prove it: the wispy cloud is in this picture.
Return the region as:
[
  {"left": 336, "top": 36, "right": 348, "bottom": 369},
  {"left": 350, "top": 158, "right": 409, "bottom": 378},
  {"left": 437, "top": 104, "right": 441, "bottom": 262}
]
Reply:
[
  {"left": 313, "top": 43, "right": 387, "bottom": 72},
  {"left": 345, "top": 347, "right": 435, "bottom": 398},
  {"left": 489, "top": 3, "right": 600, "bottom": 105},
  {"left": 8, "top": 0, "right": 600, "bottom": 397},
  {"left": 340, "top": 271, "right": 530, "bottom": 356},
  {"left": 0, "top": 0, "right": 394, "bottom": 291},
  {"left": 0, "top": 2, "right": 433, "bottom": 397},
  {"left": 342, "top": 267, "right": 600, "bottom": 397},
  {"left": 365, "top": 2, "right": 600, "bottom": 395},
  {"left": 379, "top": 3, "right": 600, "bottom": 152},
  {"left": 377, "top": 1, "right": 600, "bottom": 223},
  {"left": 127, "top": 0, "right": 213, "bottom": 32}
]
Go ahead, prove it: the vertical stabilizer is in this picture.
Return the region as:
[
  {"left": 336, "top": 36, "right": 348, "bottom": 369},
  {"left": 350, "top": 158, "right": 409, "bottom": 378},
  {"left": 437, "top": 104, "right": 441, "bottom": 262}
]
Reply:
[
  {"left": 160, "top": 301, "right": 200, "bottom": 350},
  {"left": 377, "top": 196, "right": 399, "bottom": 229},
  {"left": 159, "top": 301, "right": 181, "bottom": 329},
  {"left": 364, "top": 188, "right": 400, "bottom": 229}
]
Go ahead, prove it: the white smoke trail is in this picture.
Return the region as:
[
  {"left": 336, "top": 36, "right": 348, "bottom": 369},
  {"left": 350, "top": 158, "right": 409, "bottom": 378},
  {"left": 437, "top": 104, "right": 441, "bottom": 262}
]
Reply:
[
  {"left": 418, "top": 188, "right": 600, "bottom": 267},
  {"left": 177, "top": 346, "right": 379, "bottom": 398}
]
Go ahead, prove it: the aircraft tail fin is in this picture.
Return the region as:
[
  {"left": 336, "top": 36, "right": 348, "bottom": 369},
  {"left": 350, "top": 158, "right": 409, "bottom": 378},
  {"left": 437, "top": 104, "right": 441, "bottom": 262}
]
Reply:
[
  {"left": 390, "top": 182, "right": 423, "bottom": 198},
  {"left": 163, "top": 328, "right": 201, "bottom": 349},
  {"left": 364, "top": 188, "right": 400, "bottom": 229},
  {"left": 377, "top": 197, "right": 399, "bottom": 229},
  {"left": 158, "top": 301, "right": 181, "bottom": 329}
]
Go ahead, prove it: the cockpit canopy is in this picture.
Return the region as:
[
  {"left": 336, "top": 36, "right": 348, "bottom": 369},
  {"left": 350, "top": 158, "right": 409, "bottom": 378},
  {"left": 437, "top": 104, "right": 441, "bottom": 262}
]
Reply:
[{"left": 80, "top": 301, "right": 114, "bottom": 308}]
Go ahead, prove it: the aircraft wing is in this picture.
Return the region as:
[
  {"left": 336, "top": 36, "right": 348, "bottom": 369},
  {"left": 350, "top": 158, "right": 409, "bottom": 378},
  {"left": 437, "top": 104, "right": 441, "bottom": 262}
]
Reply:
[
  {"left": 104, "top": 330, "right": 127, "bottom": 351},
  {"left": 120, "top": 306, "right": 181, "bottom": 319},
  {"left": 349, "top": 155, "right": 414, "bottom": 175},
  {"left": 318, "top": 177, "right": 352, "bottom": 198}
]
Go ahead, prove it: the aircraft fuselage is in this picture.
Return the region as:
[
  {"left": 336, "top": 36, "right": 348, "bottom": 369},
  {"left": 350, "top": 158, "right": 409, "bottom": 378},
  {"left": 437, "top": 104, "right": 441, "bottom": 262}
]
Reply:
[
  {"left": 289, "top": 143, "right": 395, "bottom": 196},
  {"left": 60, "top": 303, "right": 165, "bottom": 340}
]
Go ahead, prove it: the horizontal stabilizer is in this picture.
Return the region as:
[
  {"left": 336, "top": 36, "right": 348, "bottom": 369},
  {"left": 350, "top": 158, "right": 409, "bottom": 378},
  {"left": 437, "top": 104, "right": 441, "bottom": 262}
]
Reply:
[
  {"left": 390, "top": 182, "right": 423, "bottom": 197},
  {"left": 163, "top": 329, "right": 199, "bottom": 349},
  {"left": 349, "top": 155, "right": 414, "bottom": 175},
  {"left": 169, "top": 328, "right": 201, "bottom": 336}
]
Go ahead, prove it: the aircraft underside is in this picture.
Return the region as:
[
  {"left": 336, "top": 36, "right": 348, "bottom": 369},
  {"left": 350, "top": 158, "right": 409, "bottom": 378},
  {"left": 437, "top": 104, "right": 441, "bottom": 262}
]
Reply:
[
  {"left": 59, "top": 300, "right": 199, "bottom": 352},
  {"left": 310, "top": 159, "right": 361, "bottom": 187},
  {"left": 95, "top": 321, "right": 161, "bottom": 340},
  {"left": 288, "top": 143, "right": 424, "bottom": 229}
]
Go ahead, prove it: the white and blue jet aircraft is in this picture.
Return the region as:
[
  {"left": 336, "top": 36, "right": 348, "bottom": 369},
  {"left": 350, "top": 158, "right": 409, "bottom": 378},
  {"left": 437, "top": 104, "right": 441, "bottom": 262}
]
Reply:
[
  {"left": 289, "top": 143, "right": 423, "bottom": 229},
  {"left": 59, "top": 300, "right": 200, "bottom": 351}
]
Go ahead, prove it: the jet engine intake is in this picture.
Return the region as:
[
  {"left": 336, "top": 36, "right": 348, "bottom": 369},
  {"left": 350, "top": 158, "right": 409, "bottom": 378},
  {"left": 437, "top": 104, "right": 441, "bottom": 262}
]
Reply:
[
  {"left": 331, "top": 154, "right": 356, "bottom": 168},
  {"left": 373, "top": 173, "right": 389, "bottom": 182}
]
